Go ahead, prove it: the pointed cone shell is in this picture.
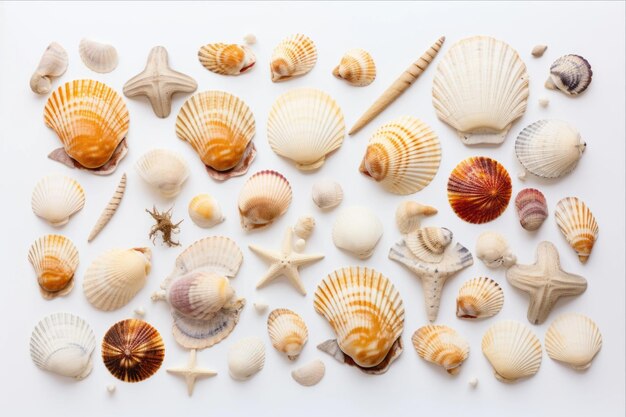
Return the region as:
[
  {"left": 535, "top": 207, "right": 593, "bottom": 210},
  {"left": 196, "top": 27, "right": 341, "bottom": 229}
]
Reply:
[
  {"left": 291, "top": 359, "right": 325, "bottom": 386},
  {"left": 546, "top": 54, "right": 592, "bottom": 96},
  {"left": 267, "top": 88, "right": 345, "bottom": 170},
  {"left": 30, "top": 313, "right": 96, "bottom": 379},
  {"left": 135, "top": 149, "right": 189, "bottom": 198},
  {"left": 475, "top": 231, "right": 517, "bottom": 268},
  {"left": 545, "top": 313, "right": 602, "bottom": 370},
  {"left": 83, "top": 248, "right": 152, "bottom": 311},
  {"left": 332, "top": 206, "right": 383, "bottom": 259},
  {"left": 333, "top": 48, "right": 376, "bottom": 86},
  {"left": 228, "top": 337, "right": 265, "bottom": 380},
  {"left": 79, "top": 39, "right": 118, "bottom": 73},
  {"left": 167, "top": 272, "right": 234, "bottom": 320},
  {"left": 270, "top": 34, "right": 317, "bottom": 82},
  {"left": 28, "top": 234, "right": 79, "bottom": 299},
  {"left": 515, "top": 188, "right": 548, "bottom": 231},
  {"left": 432, "top": 36, "right": 528, "bottom": 145},
  {"left": 447, "top": 157, "right": 512, "bottom": 224},
  {"left": 314, "top": 266, "right": 405, "bottom": 369},
  {"left": 198, "top": 43, "right": 256, "bottom": 75},
  {"left": 515, "top": 120, "right": 586, "bottom": 178},
  {"left": 405, "top": 227, "right": 452, "bottom": 263},
  {"left": 481, "top": 320, "right": 542, "bottom": 383},
  {"left": 412, "top": 325, "right": 469, "bottom": 374},
  {"left": 44, "top": 79, "right": 129, "bottom": 169},
  {"left": 31, "top": 174, "right": 85, "bottom": 227},
  {"left": 555, "top": 197, "right": 598, "bottom": 263},
  {"left": 267, "top": 308, "right": 308, "bottom": 360},
  {"left": 311, "top": 179, "right": 343, "bottom": 209},
  {"left": 456, "top": 276, "right": 504, "bottom": 319},
  {"left": 395, "top": 201, "right": 438, "bottom": 234},
  {"left": 238, "top": 170, "right": 292, "bottom": 231},
  {"left": 188, "top": 193, "right": 224, "bottom": 228}
]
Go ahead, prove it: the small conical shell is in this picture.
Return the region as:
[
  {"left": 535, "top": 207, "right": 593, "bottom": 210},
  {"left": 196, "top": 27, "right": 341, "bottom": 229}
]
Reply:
[
  {"left": 30, "top": 42, "right": 68, "bottom": 94},
  {"left": 87, "top": 173, "right": 126, "bottom": 242},
  {"left": 481, "top": 320, "right": 542, "bottom": 383},
  {"left": 198, "top": 43, "right": 256, "bottom": 75},
  {"left": 270, "top": 34, "right": 317, "bottom": 82},
  {"left": 456, "top": 276, "right": 504, "bottom": 319},
  {"left": 188, "top": 193, "right": 224, "bottom": 228},
  {"left": 405, "top": 227, "right": 452, "bottom": 263},
  {"left": 515, "top": 188, "right": 548, "bottom": 231},
  {"left": 30, "top": 312, "right": 96, "bottom": 380},
  {"left": 475, "top": 231, "right": 517, "bottom": 268},
  {"left": 412, "top": 325, "right": 469, "bottom": 375},
  {"left": 228, "top": 337, "right": 265, "bottom": 380},
  {"left": 166, "top": 272, "right": 234, "bottom": 320},
  {"left": 359, "top": 116, "right": 441, "bottom": 195},
  {"left": 28, "top": 234, "right": 79, "bottom": 299},
  {"left": 332, "top": 48, "right": 376, "bottom": 86},
  {"left": 135, "top": 149, "right": 189, "bottom": 198},
  {"left": 267, "top": 88, "right": 345, "bottom": 170},
  {"left": 83, "top": 248, "right": 152, "bottom": 311},
  {"left": 395, "top": 201, "right": 438, "bottom": 234},
  {"left": 79, "top": 39, "right": 118, "bottom": 73},
  {"left": 555, "top": 197, "right": 598, "bottom": 264},
  {"left": 545, "top": 54, "right": 592, "bottom": 96},
  {"left": 291, "top": 359, "right": 325, "bottom": 386},
  {"left": 545, "top": 313, "right": 602, "bottom": 370},
  {"left": 238, "top": 170, "right": 292, "bottom": 231},
  {"left": 31, "top": 174, "right": 85, "bottom": 227},
  {"left": 294, "top": 215, "right": 315, "bottom": 240},
  {"left": 311, "top": 179, "right": 343, "bottom": 209},
  {"left": 267, "top": 308, "right": 308, "bottom": 360},
  {"left": 332, "top": 206, "right": 383, "bottom": 259}
]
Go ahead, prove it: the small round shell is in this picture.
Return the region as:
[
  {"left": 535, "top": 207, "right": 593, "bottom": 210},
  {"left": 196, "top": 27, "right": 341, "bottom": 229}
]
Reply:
[
  {"left": 395, "top": 201, "right": 438, "bottom": 234},
  {"left": 188, "top": 193, "right": 224, "bottom": 228},
  {"left": 555, "top": 197, "right": 598, "bottom": 264},
  {"left": 291, "top": 359, "right": 325, "bottom": 386},
  {"left": 332, "top": 206, "right": 383, "bottom": 259},
  {"left": 79, "top": 39, "right": 118, "bottom": 73},
  {"left": 31, "top": 174, "right": 85, "bottom": 227},
  {"left": 135, "top": 149, "right": 189, "bottom": 198},
  {"left": 515, "top": 188, "right": 548, "bottom": 231},
  {"left": 198, "top": 43, "right": 256, "bottom": 75},
  {"left": 412, "top": 325, "right": 470, "bottom": 375},
  {"left": 545, "top": 54, "right": 592, "bottom": 96},
  {"left": 311, "top": 179, "right": 343, "bottom": 209},
  {"left": 28, "top": 234, "right": 79, "bottom": 299},
  {"left": 30, "top": 42, "right": 68, "bottom": 94},
  {"left": 545, "top": 313, "right": 602, "bottom": 370},
  {"left": 332, "top": 48, "right": 376, "bottom": 86},
  {"left": 228, "top": 337, "right": 265, "bottom": 380},
  {"left": 267, "top": 308, "right": 308, "bottom": 360},
  {"left": 475, "top": 231, "right": 516, "bottom": 268},
  {"left": 238, "top": 170, "right": 292, "bottom": 231},
  {"left": 294, "top": 215, "right": 315, "bottom": 240},
  {"left": 405, "top": 227, "right": 452, "bottom": 263},
  {"left": 456, "top": 277, "right": 504, "bottom": 319},
  {"left": 270, "top": 34, "right": 317, "bottom": 82}
]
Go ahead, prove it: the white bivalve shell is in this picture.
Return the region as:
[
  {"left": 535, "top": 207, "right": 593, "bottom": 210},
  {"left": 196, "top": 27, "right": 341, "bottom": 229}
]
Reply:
[
  {"left": 135, "top": 149, "right": 189, "bottom": 198},
  {"left": 270, "top": 34, "right": 317, "bottom": 82},
  {"left": 332, "top": 48, "right": 376, "bottom": 86},
  {"left": 228, "top": 337, "right": 265, "bottom": 380},
  {"left": 294, "top": 215, "right": 315, "bottom": 240},
  {"left": 555, "top": 197, "right": 598, "bottom": 264},
  {"left": 456, "top": 277, "right": 504, "bottom": 319},
  {"left": 545, "top": 313, "right": 602, "bottom": 370},
  {"left": 291, "top": 359, "right": 325, "bottom": 386},
  {"left": 475, "top": 231, "right": 516, "bottom": 268},
  {"left": 31, "top": 174, "right": 85, "bottom": 227},
  {"left": 405, "top": 227, "right": 452, "bottom": 263},
  {"left": 311, "top": 179, "right": 343, "bottom": 209},
  {"left": 188, "top": 193, "right": 224, "bottom": 228},
  {"left": 79, "top": 38, "right": 118, "bottom": 73},
  {"left": 332, "top": 206, "right": 383, "bottom": 259},
  {"left": 267, "top": 308, "right": 308, "bottom": 360}
]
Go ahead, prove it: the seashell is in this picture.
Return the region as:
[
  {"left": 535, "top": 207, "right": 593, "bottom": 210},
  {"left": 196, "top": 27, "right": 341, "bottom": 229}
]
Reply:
[
  {"left": 228, "top": 337, "right": 265, "bottom": 380},
  {"left": 243, "top": 33, "right": 257, "bottom": 45},
  {"left": 531, "top": 44, "right": 547, "bottom": 57},
  {"left": 267, "top": 308, "right": 308, "bottom": 360},
  {"left": 294, "top": 215, "right": 315, "bottom": 240},
  {"left": 107, "top": 384, "right": 116, "bottom": 393},
  {"left": 515, "top": 188, "right": 548, "bottom": 231},
  {"left": 176, "top": 90, "right": 256, "bottom": 180},
  {"left": 291, "top": 359, "right": 325, "bottom": 386},
  {"left": 332, "top": 48, "right": 376, "bottom": 86},
  {"left": 28, "top": 234, "right": 79, "bottom": 299},
  {"left": 555, "top": 197, "right": 598, "bottom": 264},
  {"left": 412, "top": 325, "right": 470, "bottom": 375},
  {"left": 544, "top": 313, "right": 602, "bottom": 370},
  {"left": 254, "top": 301, "right": 269, "bottom": 314},
  {"left": 359, "top": 116, "right": 441, "bottom": 195},
  {"left": 163, "top": 272, "right": 234, "bottom": 320},
  {"left": 267, "top": 88, "right": 345, "bottom": 170},
  {"left": 314, "top": 266, "right": 404, "bottom": 373},
  {"left": 31, "top": 174, "right": 85, "bottom": 227},
  {"left": 538, "top": 97, "right": 549, "bottom": 107},
  {"left": 475, "top": 231, "right": 516, "bottom": 268},
  {"left": 30, "top": 42, "right": 68, "bottom": 94},
  {"left": 79, "top": 39, "right": 119, "bottom": 73},
  {"left": 545, "top": 54, "right": 592, "bottom": 96},
  {"left": 134, "top": 307, "right": 145, "bottom": 317},
  {"left": 515, "top": 120, "right": 586, "bottom": 178},
  {"left": 395, "top": 201, "right": 438, "bottom": 234},
  {"left": 238, "top": 170, "right": 292, "bottom": 231},
  {"left": 198, "top": 43, "right": 256, "bottom": 75},
  {"left": 102, "top": 319, "right": 165, "bottom": 382},
  {"left": 481, "top": 320, "right": 542, "bottom": 383},
  {"left": 447, "top": 157, "right": 512, "bottom": 224},
  {"left": 456, "top": 276, "right": 504, "bottom": 319},
  {"left": 44, "top": 79, "right": 129, "bottom": 172},
  {"left": 88, "top": 173, "right": 127, "bottom": 242},
  {"left": 30, "top": 312, "right": 96, "bottom": 380},
  {"left": 432, "top": 36, "right": 528, "bottom": 145},
  {"left": 188, "top": 193, "right": 224, "bottom": 228},
  {"left": 332, "top": 206, "right": 383, "bottom": 259},
  {"left": 311, "top": 179, "right": 343, "bottom": 209},
  {"left": 405, "top": 227, "right": 452, "bottom": 263},
  {"left": 135, "top": 149, "right": 189, "bottom": 198},
  {"left": 83, "top": 247, "right": 152, "bottom": 311},
  {"left": 270, "top": 34, "right": 317, "bottom": 82}
]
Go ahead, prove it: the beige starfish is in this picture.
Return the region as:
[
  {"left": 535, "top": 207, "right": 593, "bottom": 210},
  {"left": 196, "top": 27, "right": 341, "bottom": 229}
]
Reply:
[
  {"left": 123, "top": 46, "right": 197, "bottom": 118},
  {"left": 249, "top": 227, "right": 324, "bottom": 295},
  {"left": 167, "top": 349, "right": 216, "bottom": 396},
  {"left": 506, "top": 241, "right": 587, "bottom": 325}
]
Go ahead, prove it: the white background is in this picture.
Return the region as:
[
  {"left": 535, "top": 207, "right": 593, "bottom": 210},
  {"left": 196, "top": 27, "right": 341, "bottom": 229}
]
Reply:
[{"left": 0, "top": 1, "right": 624, "bottom": 416}]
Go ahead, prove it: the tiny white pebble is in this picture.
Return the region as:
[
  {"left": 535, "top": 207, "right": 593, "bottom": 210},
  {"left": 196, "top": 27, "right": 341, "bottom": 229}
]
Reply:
[
  {"left": 294, "top": 239, "right": 306, "bottom": 252},
  {"left": 107, "top": 384, "right": 116, "bottom": 393},
  {"left": 254, "top": 302, "right": 268, "bottom": 314},
  {"left": 538, "top": 97, "right": 549, "bottom": 107},
  {"left": 518, "top": 170, "right": 527, "bottom": 181},
  {"left": 134, "top": 307, "right": 145, "bottom": 317},
  {"left": 468, "top": 377, "right": 478, "bottom": 388},
  {"left": 531, "top": 44, "right": 547, "bottom": 57},
  {"left": 243, "top": 33, "right": 257, "bottom": 45}
]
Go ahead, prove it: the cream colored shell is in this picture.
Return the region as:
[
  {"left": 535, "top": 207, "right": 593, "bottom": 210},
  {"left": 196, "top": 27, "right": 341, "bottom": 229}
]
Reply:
[
  {"left": 28, "top": 234, "right": 79, "bottom": 299},
  {"left": 164, "top": 272, "right": 234, "bottom": 320},
  {"left": 456, "top": 276, "right": 504, "bottom": 319},
  {"left": 228, "top": 337, "right": 265, "bottom": 380},
  {"left": 238, "top": 170, "right": 292, "bottom": 231},
  {"left": 545, "top": 313, "right": 602, "bottom": 370},
  {"left": 267, "top": 308, "right": 308, "bottom": 360},
  {"left": 31, "top": 174, "right": 85, "bottom": 227},
  {"left": 395, "top": 201, "right": 438, "bottom": 234},
  {"left": 79, "top": 39, "right": 118, "bottom": 73},
  {"left": 270, "top": 34, "right": 317, "bottom": 82},
  {"left": 135, "top": 149, "right": 189, "bottom": 198},
  {"left": 332, "top": 206, "right": 383, "bottom": 259},
  {"left": 555, "top": 197, "right": 598, "bottom": 264},
  {"left": 311, "top": 179, "right": 343, "bottom": 209},
  {"left": 198, "top": 43, "right": 256, "bottom": 75},
  {"left": 294, "top": 215, "right": 315, "bottom": 240},
  {"left": 405, "top": 227, "right": 452, "bottom": 263},
  {"left": 188, "top": 193, "right": 224, "bottom": 228},
  {"left": 30, "top": 42, "right": 68, "bottom": 94},
  {"left": 412, "top": 325, "right": 470, "bottom": 375},
  {"left": 475, "top": 231, "right": 516, "bottom": 268},
  {"left": 291, "top": 359, "right": 325, "bottom": 386},
  {"left": 332, "top": 48, "right": 376, "bottom": 86}
]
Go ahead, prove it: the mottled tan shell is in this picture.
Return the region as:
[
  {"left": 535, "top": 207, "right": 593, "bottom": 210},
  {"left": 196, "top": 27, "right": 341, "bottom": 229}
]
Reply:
[
  {"left": 332, "top": 48, "right": 376, "bottom": 86},
  {"left": 456, "top": 276, "right": 504, "bottom": 319},
  {"left": 270, "top": 34, "right": 317, "bottom": 82},
  {"left": 545, "top": 313, "right": 602, "bottom": 370},
  {"left": 238, "top": 170, "right": 292, "bottom": 231},
  {"left": 412, "top": 325, "right": 469, "bottom": 374},
  {"left": 294, "top": 215, "right": 315, "bottom": 240},
  {"left": 31, "top": 174, "right": 85, "bottom": 227},
  {"left": 28, "top": 234, "right": 79, "bottom": 299},
  {"left": 555, "top": 197, "right": 598, "bottom": 264},
  {"left": 267, "top": 308, "right": 308, "bottom": 360},
  {"left": 198, "top": 43, "right": 256, "bottom": 75}
]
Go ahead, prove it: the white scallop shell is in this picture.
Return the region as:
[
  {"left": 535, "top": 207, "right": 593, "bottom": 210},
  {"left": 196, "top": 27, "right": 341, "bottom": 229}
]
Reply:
[
  {"left": 291, "top": 359, "right": 325, "bottom": 386},
  {"left": 188, "top": 193, "right": 224, "bottom": 228},
  {"left": 456, "top": 276, "right": 504, "bottom": 319},
  {"left": 267, "top": 308, "right": 308, "bottom": 360},
  {"left": 238, "top": 170, "right": 292, "bottom": 231},
  {"left": 31, "top": 174, "right": 85, "bottom": 227},
  {"left": 395, "top": 201, "right": 438, "bottom": 234},
  {"left": 28, "top": 234, "right": 79, "bottom": 299},
  {"left": 545, "top": 313, "right": 602, "bottom": 370},
  {"left": 79, "top": 38, "right": 119, "bottom": 73},
  {"left": 332, "top": 206, "right": 383, "bottom": 259},
  {"left": 228, "top": 337, "right": 265, "bottom": 380},
  {"left": 405, "top": 227, "right": 452, "bottom": 263},
  {"left": 311, "top": 179, "right": 343, "bottom": 209},
  {"left": 555, "top": 197, "right": 598, "bottom": 264},
  {"left": 270, "top": 34, "right": 317, "bottom": 82},
  {"left": 475, "top": 231, "right": 516, "bottom": 268},
  {"left": 135, "top": 149, "right": 189, "bottom": 198}
]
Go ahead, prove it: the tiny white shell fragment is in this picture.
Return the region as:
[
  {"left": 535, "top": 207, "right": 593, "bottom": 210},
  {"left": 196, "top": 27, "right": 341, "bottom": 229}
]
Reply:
[
  {"left": 134, "top": 307, "right": 146, "bottom": 317},
  {"left": 243, "top": 33, "right": 257, "bottom": 45},
  {"left": 107, "top": 384, "right": 116, "bottom": 393},
  {"left": 468, "top": 377, "right": 478, "bottom": 388},
  {"left": 538, "top": 98, "right": 549, "bottom": 107},
  {"left": 518, "top": 171, "right": 527, "bottom": 181},
  {"left": 228, "top": 337, "right": 265, "bottom": 380},
  {"left": 292, "top": 359, "right": 325, "bottom": 386},
  {"left": 254, "top": 302, "right": 269, "bottom": 314}
]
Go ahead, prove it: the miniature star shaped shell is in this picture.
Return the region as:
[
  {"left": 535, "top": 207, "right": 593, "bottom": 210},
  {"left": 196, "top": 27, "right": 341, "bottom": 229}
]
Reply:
[{"left": 167, "top": 349, "right": 216, "bottom": 396}]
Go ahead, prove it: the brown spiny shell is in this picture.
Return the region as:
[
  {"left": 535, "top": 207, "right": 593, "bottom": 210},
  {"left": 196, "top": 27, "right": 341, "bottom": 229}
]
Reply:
[
  {"left": 555, "top": 197, "right": 598, "bottom": 264},
  {"left": 28, "top": 234, "right": 79, "bottom": 299},
  {"left": 238, "top": 170, "right": 292, "bottom": 231},
  {"left": 198, "top": 43, "right": 256, "bottom": 75},
  {"left": 332, "top": 48, "right": 376, "bottom": 86},
  {"left": 412, "top": 325, "right": 470, "bottom": 374},
  {"left": 515, "top": 188, "right": 548, "bottom": 231},
  {"left": 456, "top": 276, "right": 504, "bottom": 319},
  {"left": 270, "top": 34, "right": 317, "bottom": 82}
]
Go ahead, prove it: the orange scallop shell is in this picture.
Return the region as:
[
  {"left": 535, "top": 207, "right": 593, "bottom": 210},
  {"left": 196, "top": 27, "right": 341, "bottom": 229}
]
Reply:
[{"left": 447, "top": 157, "right": 512, "bottom": 224}]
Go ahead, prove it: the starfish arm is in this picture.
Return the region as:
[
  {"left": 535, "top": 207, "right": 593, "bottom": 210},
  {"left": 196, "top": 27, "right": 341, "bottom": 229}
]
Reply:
[
  {"left": 283, "top": 265, "right": 307, "bottom": 295},
  {"left": 525, "top": 285, "right": 551, "bottom": 324},
  {"left": 281, "top": 227, "right": 294, "bottom": 255},
  {"left": 249, "top": 244, "right": 282, "bottom": 263},
  {"left": 290, "top": 252, "right": 325, "bottom": 266},
  {"left": 256, "top": 263, "right": 286, "bottom": 288}
]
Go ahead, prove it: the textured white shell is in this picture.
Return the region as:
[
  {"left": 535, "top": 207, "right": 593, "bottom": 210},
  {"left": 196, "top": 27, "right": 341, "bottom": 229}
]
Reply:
[
  {"left": 28, "top": 234, "right": 79, "bottom": 299},
  {"left": 238, "top": 170, "right": 292, "bottom": 231},
  {"left": 545, "top": 313, "right": 602, "bottom": 370},
  {"left": 267, "top": 308, "right": 308, "bottom": 360},
  {"left": 311, "top": 179, "right": 343, "bottom": 209},
  {"left": 456, "top": 276, "right": 504, "bottom": 319},
  {"left": 332, "top": 206, "right": 383, "bottom": 259},
  {"left": 555, "top": 197, "right": 598, "bottom": 264},
  {"left": 395, "top": 201, "right": 438, "bottom": 234},
  {"left": 188, "top": 193, "right": 224, "bottom": 228},
  {"left": 405, "top": 227, "right": 452, "bottom": 263},
  {"left": 291, "top": 359, "right": 325, "bottom": 386},
  {"left": 270, "top": 34, "right": 317, "bottom": 82},
  {"left": 294, "top": 215, "right": 315, "bottom": 240},
  {"left": 30, "top": 42, "right": 68, "bottom": 94},
  {"left": 228, "top": 337, "right": 266, "bottom": 380},
  {"left": 135, "top": 149, "right": 189, "bottom": 198},
  {"left": 475, "top": 231, "right": 516, "bottom": 268},
  {"left": 79, "top": 38, "right": 119, "bottom": 73},
  {"left": 31, "top": 174, "right": 85, "bottom": 227},
  {"left": 332, "top": 48, "right": 376, "bottom": 86}
]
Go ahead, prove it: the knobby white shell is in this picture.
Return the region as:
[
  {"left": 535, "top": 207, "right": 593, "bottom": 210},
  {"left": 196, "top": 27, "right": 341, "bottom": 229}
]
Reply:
[
  {"left": 238, "top": 170, "right": 292, "bottom": 231},
  {"left": 135, "top": 149, "right": 189, "bottom": 198},
  {"left": 475, "top": 231, "right": 516, "bottom": 268},
  {"left": 28, "top": 234, "right": 79, "bottom": 299},
  {"left": 395, "top": 201, "right": 438, "bottom": 234},
  {"left": 31, "top": 174, "right": 85, "bottom": 227},
  {"left": 311, "top": 179, "right": 343, "bottom": 209},
  {"left": 188, "top": 193, "right": 224, "bottom": 228},
  {"left": 30, "top": 42, "right": 68, "bottom": 94},
  {"left": 545, "top": 313, "right": 602, "bottom": 370},
  {"left": 79, "top": 38, "right": 119, "bottom": 73},
  {"left": 267, "top": 308, "right": 308, "bottom": 360},
  {"left": 270, "top": 34, "right": 317, "bottom": 82},
  {"left": 228, "top": 337, "right": 265, "bottom": 380},
  {"left": 291, "top": 359, "right": 325, "bottom": 386},
  {"left": 555, "top": 197, "right": 598, "bottom": 264},
  {"left": 456, "top": 276, "right": 504, "bottom": 319},
  {"left": 332, "top": 48, "right": 376, "bottom": 86},
  {"left": 332, "top": 206, "right": 383, "bottom": 259}
]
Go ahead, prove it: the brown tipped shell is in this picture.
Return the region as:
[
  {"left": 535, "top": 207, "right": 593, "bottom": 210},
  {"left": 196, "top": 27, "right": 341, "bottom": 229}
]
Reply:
[
  {"left": 238, "top": 170, "right": 292, "bottom": 231},
  {"left": 198, "top": 43, "right": 256, "bottom": 75},
  {"left": 332, "top": 48, "right": 376, "bottom": 86},
  {"left": 515, "top": 188, "right": 548, "bottom": 231},
  {"left": 79, "top": 39, "right": 118, "bottom": 73},
  {"left": 405, "top": 227, "right": 452, "bottom": 263},
  {"left": 412, "top": 325, "right": 469, "bottom": 374},
  {"left": 28, "top": 234, "right": 79, "bottom": 299},
  {"left": 546, "top": 54, "right": 592, "bottom": 96},
  {"left": 456, "top": 277, "right": 504, "bottom": 319},
  {"left": 270, "top": 34, "right": 317, "bottom": 82},
  {"left": 555, "top": 197, "right": 598, "bottom": 264},
  {"left": 267, "top": 308, "right": 308, "bottom": 360},
  {"left": 545, "top": 313, "right": 602, "bottom": 370},
  {"left": 395, "top": 201, "right": 438, "bottom": 234}
]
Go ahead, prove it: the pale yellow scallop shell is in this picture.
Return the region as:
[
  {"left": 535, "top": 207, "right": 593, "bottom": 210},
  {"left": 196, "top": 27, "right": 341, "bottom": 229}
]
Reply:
[
  {"left": 332, "top": 48, "right": 376, "bottom": 86},
  {"left": 270, "top": 34, "right": 317, "bottom": 82}
]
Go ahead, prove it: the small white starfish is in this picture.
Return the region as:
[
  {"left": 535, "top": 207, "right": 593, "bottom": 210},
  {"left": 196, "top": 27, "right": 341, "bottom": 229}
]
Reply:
[
  {"left": 249, "top": 227, "right": 324, "bottom": 295},
  {"left": 167, "top": 349, "right": 217, "bottom": 396}
]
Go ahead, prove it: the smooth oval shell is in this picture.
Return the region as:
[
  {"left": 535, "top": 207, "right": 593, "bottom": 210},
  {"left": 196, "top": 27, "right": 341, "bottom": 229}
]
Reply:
[
  {"left": 332, "top": 206, "right": 383, "bottom": 259},
  {"left": 291, "top": 359, "right": 325, "bottom": 386},
  {"left": 228, "top": 337, "right": 265, "bottom": 380},
  {"left": 31, "top": 174, "right": 85, "bottom": 227},
  {"left": 395, "top": 201, "right": 438, "bottom": 234},
  {"left": 412, "top": 325, "right": 469, "bottom": 375},
  {"left": 198, "top": 43, "right": 256, "bottom": 75},
  {"left": 79, "top": 39, "right": 118, "bottom": 73},
  {"left": 135, "top": 149, "right": 189, "bottom": 198},
  {"left": 555, "top": 197, "right": 598, "bottom": 264},
  {"left": 188, "top": 193, "right": 224, "bottom": 228},
  {"left": 267, "top": 308, "right": 308, "bottom": 360},
  {"left": 405, "top": 227, "right": 452, "bottom": 263},
  {"left": 332, "top": 48, "right": 376, "bottom": 86},
  {"left": 30, "top": 42, "right": 68, "bottom": 94},
  {"left": 546, "top": 54, "right": 592, "bottom": 96},
  {"left": 28, "top": 234, "right": 79, "bottom": 299},
  {"left": 167, "top": 271, "right": 234, "bottom": 320},
  {"left": 456, "top": 276, "right": 504, "bottom": 319},
  {"left": 475, "top": 231, "right": 516, "bottom": 268},
  {"left": 545, "top": 313, "right": 602, "bottom": 370},
  {"left": 447, "top": 157, "right": 512, "bottom": 224},
  {"left": 238, "top": 170, "right": 292, "bottom": 231},
  {"left": 270, "top": 34, "right": 317, "bottom": 82},
  {"left": 294, "top": 215, "right": 315, "bottom": 240},
  {"left": 311, "top": 179, "right": 343, "bottom": 209},
  {"left": 515, "top": 188, "right": 548, "bottom": 231}
]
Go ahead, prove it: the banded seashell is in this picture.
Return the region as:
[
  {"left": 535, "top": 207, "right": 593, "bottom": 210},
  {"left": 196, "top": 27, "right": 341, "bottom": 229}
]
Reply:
[
  {"left": 30, "top": 42, "right": 68, "bottom": 94},
  {"left": 79, "top": 39, "right": 118, "bottom": 73},
  {"left": 31, "top": 174, "right": 85, "bottom": 227},
  {"left": 332, "top": 206, "right": 383, "bottom": 259},
  {"left": 198, "top": 43, "right": 256, "bottom": 75},
  {"left": 456, "top": 276, "right": 504, "bottom": 319},
  {"left": 395, "top": 201, "right": 438, "bottom": 234},
  {"left": 311, "top": 179, "right": 343, "bottom": 209},
  {"left": 228, "top": 337, "right": 265, "bottom": 380},
  {"left": 515, "top": 188, "right": 548, "bottom": 231},
  {"left": 267, "top": 308, "right": 308, "bottom": 360},
  {"left": 238, "top": 170, "right": 292, "bottom": 231},
  {"left": 412, "top": 325, "right": 469, "bottom": 375},
  {"left": 405, "top": 227, "right": 452, "bottom": 263},
  {"left": 545, "top": 313, "right": 602, "bottom": 370},
  {"left": 188, "top": 193, "right": 224, "bottom": 228},
  {"left": 135, "top": 149, "right": 189, "bottom": 198},
  {"left": 555, "top": 197, "right": 598, "bottom": 264},
  {"left": 291, "top": 359, "right": 325, "bottom": 386},
  {"left": 164, "top": 271, "right": 234, "bottom": 320},
  {"left": 270, "top": 34, "right": 317, "bottom": 82},
  {"left": 475, "top": 231, "right": 516, "bottom": 268},
  {"left": 28, "top": 234, "right": 79, "bottom": 299},
  {"left": 332, "top": 48, "right": 376, "bottom": 86},
  {"left": 545, "top": 54, "right": 592, "bottom": 96}
]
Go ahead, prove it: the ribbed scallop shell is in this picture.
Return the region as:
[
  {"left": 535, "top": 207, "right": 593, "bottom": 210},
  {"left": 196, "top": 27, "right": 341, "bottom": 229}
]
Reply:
[
  {"left": 31, "top": 174, "right": 85, "bottom": 227},
  {"left": 405, "top": 227, "right": 452, "bottom": 263},
  {"left": 28, "top": 234, "right": 79, "bottom": 299},
  {"left": 102, "top": 319, "right": 164, "bottom": 383},
  {"left": 395, "top": 201, "right": 438, "bottom": 234},
  {"left": 515, "top": 188, "right": 548, "bottom": 231},
  {"left": 198, "top": 43, "right": 256, "bottom": 75},
  {"left": 311, "top": 179, "right": 343, "bottom": 209},
  {"left": 291, "top": 359, "right": 325, "bottom": 386},
  {"left": 228, "top": 337, "right": 265, "bottom": 380},
  {"left": 515, "top": 120, "right": 586, "bottom": 179},
  {"left": 332, "top": 48, "right": 376, "bottom": 86},
  {"left": 30, "top": 312, "right": 96, "bottom": 380},
  {"left": 412, "top": 325, "right": 469, "bottom": 374},
  {"left": 555, "top": 197, "right": 598, "bottom": 264},
  {"left": 456, "top": 277, "right": 504, "bottom": 319},
  {"left": 270, "top": 34, "right": 317, "bottom": 82},
  {"left": 44, "top": 79, "right": 129, "bottom": 169},
  {"left": 238, "top": 170, "right": 292, "bottom": 231},
  {"left": 332, "top": 206, "right": 383, "bottom": 259},
  {"left": 314, "top": 266, "right": 405, "bottom": 369},
  {"left": 267, "top": 308, "right": 308, "bottom": 360},
  {"left": 447, "top": 157, "right": 512, "bottom": 224},
  {"left": 432, "top": 36, "right": 528, "bottom": 145},
  {"left": 475, "top": 231, "right": 517, "bottom": 268},
  {"left": 79, "top": 39, "right": 118, "bottom": 73},
  {"left": 359, "top": 116, "right": 441, "bottom": 195},
  {"left": 83, "top": 248, "right": 151, "bottom": 311},
  {"left": 135, "top": 149, "right": 189, "bottom": 198},
  {"left": 169, "top": 236, "right": 243, "bottom": 281},
  {"left": 166, "top": 272, "right": 234, "bottom": 320},
  {"left": 188, "top": 193, "right": 224, "bottom": 228},
  {"left": 546, "top": 55, "right": 592, "bottom": 96},
  {"left": 481, "top": 320, "right": 542, "bottom": 383},
  {"left": 176, "top": 91, "right": 256, "bottom": 179},
  {"left": 294, "top": 215, "right": 315, "bottom": 240},
  {"left": 545, "top": 313, "right": 602, "bottom": 370}
]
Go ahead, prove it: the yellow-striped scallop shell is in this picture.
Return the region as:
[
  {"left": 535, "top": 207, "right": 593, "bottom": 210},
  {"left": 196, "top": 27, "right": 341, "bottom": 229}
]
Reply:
[
  {"left": 238, "top": 170, "right": 292, "bottom": 231},
  {"left": 332, "top": 48, "right": 376, "bottom": 86},
  {"left": 555, "top": 197, "right": 598, "bottom": 264},
  {"left": 267, "top": 308, "right": 308, "bottom": 360},
  {"left": 456, "top": 276, "right": 504, "bottom": 319},
  {"left": 270, "top": 34, "right": 317, "bottom": 82},
  {"left": 31, "top": 174, "right": 85, "bottom": 227},
  {"left": 545, "top": 313, "right": 602, "bottom": 370},
  {"left": 28, "top": 234, "right": 79, "bottom": 299},
  {"left": 188, "top": 193, "right": 224, "bottom": 228},
  {"left": 412, "top": 325, "right": 469, "bottom": 375},
  {"left": 198, "top": 43, "right": 256, "bottom": 75}
]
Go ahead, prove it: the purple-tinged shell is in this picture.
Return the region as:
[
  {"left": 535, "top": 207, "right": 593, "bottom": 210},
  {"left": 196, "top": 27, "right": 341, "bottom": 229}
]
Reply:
[{"left": 515, "top": 188, "right": 548, "bottom": 231}]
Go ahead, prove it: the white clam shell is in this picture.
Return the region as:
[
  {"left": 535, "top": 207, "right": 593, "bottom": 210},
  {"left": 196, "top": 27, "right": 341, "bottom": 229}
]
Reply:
[
  {"left": 332, "top": 206, "right": 383, "bottom": 259},
  {"left": 188, "top": 193, "right": 225, "bottom": 228},
  {"left": 475, "top": 231, "right": 516, "bottom": 268},
  {"left": 30, "top": 42, "right": 68, "bottom": 94},
  {"left": 267, "top": 308, "right": 308, "bottom": 360},
  {"left": 291, "top": 359, "right": 325, "bottom": 386},
  {"left": 79, "top": 38, "right": 119, "bottom": 73},
  {"left": 135, "top": 149, "right": 189, "bottom": 198},
  {"left": 311, "top": 179, "right": 343, "bottom": 209},
  {"left": 28, "top": 234, "right": 79, "bottom": 299},
  {"left": 228, "top": 337, "right": 265, "bottom": 380},
  {"left": 545, "top": 313, "right": 602, "bottom": 370},
  {"left": 253, "top": 301, "right": 269, "bottom": 314},
  {"left": 31, "top": 174, "right": 85, "bottom": 227}
]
